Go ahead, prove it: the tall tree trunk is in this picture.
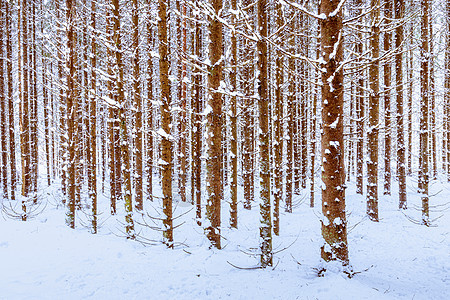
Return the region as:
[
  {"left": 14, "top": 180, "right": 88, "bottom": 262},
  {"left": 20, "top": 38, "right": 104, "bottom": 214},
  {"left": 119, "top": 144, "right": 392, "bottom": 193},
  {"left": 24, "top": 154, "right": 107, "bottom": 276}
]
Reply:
[
  {"left": 178, "top": 1, "right": 187, "bottom": 203},
  {"left": 383, "top": 0, "right": 392, "bottom": 195},
  {"left": 66, "top": 0, "right": 77, "bottom": 228},
  {"left": 158, "top": 0, "right": 174, "bottom": 245},
  {"left": 0, "top": 2, "right": 7, "bottom": 199},
  {"left": 257, "top": 0, "right": 272, "bottom": 268},
  {"left": 30, "top": 2, "right": 38, "bottom": 203},
  {"left": 355, "top": 0, "right": 364, "bottom": 195},
  {"left": 407, "top": 4, "right": 413, "bottom": 176},
  {"left": 20, "top": 0, "right": 30, "bottom": 220},
  {"left": 206, "top": 0, "right": 223, "bottom": 249},
  {"left": 146, "top": 0, "right": 154, "bottom": 202},
  {"left": 320, "top": 0, "right": 349, "bottom": 264},
  {"left": 242, "top": 0, "right": 255, "bottom": 211},
  {"left": 132, "top": 0, "right": 143, "bottom": 211},
  {"left": 429, "top": 3, "right": 436, "bottom": 180},
  {"left": 285, "top": 7, "right": 295, "bottom": 213},
  {"left": 395, "top": 0, "right": 407, "bottom": 209},
  {"left": 191, "top": 6, "right": 202, "bottom": 225},
  {"left": 419, "top": 0, "right": 430, "bottom": 225},
  {"left": 90, "top": 0, "right": 98, "bottom": 233},
  {"left": 112, "top": 0, "right": 135, "bottom": 238},
  {"left": 443, "top": 1, "right": 450, "bottom": 182},
  {"left": 367, "top": 0, "right": 380, "bottom": 222},
  {"left": 229, "top": 0, "right": 238, "bottom": 229},
  {"left": 6, "top": 2, "right": 16, "bottom": 200},
  {"left": 273, "top": 2, "right": 284, "bottom": 233}
]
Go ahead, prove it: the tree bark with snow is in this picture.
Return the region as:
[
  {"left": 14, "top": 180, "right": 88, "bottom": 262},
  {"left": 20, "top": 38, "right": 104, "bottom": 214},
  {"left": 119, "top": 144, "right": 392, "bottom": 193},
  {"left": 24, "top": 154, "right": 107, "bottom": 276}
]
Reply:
[
  {"left": 320, "top": 0, "right": 349, "bottom": 264},
  {"left": 205, "top": 0, "right": 224, "bottom": 249}
]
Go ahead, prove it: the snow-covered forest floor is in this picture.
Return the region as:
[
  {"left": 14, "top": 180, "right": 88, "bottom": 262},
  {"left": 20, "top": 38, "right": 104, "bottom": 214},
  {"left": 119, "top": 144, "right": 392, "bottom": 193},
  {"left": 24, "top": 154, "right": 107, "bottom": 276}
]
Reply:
[{"left": 1, "top": 176, "right": 449, "bottom": 300}]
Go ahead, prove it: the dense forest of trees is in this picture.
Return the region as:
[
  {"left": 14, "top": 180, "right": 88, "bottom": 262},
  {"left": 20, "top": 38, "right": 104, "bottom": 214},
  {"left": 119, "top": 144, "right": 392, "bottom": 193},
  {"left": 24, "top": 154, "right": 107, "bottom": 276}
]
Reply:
[{"left": 0, "top": 0, "right": 449, "bottom": 269}]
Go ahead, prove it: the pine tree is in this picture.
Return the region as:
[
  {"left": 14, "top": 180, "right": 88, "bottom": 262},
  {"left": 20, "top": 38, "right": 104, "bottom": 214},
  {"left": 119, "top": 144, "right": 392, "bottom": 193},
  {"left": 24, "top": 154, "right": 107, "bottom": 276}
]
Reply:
[
  {"left": 205, "top": 0, "right": 223, "bottom": 249},
  {"left": 257, "top": 0, "right": 272, "bottom": 268},
  {"left": 395, "top": 0, "right": 407, "bottom": 209},
  {"left": 158, "top": 0, "right": 174, "bottom": 245},
  {"left": 419, "top": 0, "right": 430, "bottom": 225},
  {"left": 367, "top": 0, "right": 380, "bottom": 222},
  {"left": 320, "top": 0, "right": 349, "bottom": 264}
]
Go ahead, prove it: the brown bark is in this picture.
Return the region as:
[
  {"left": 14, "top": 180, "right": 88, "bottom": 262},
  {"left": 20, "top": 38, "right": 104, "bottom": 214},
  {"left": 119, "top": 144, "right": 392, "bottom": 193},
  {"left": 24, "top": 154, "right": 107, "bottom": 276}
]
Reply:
[
  {"left": 6, "top": 2, "right": 16, "bottom": 200},
  {"left": 443, "top": 1, "right": 450, "bottom": 182},
  {"left": 395, "top": 0, "right": 407, "bottom": 209},
  {"left": 407, "top": 7, "right": 413, "bottom": 176},
  {"left": 285, "top": 8, "right": 295, "bottom": 213},
  {"left": 132, "top": 0, "right": 143, "bottom": 211},
  {"left": 20, "top": 0, "right": 30, "bottom": 220},
  {"left": 112, "top": 0, "right": 135, "bottom": 238},
  {"left": 158, "top": 0, "right": 174, "bottom": 245},
  {"left": 191, "top": 7, "right": 202, "bottom": 225},
  {"left": 106, "top": 9, "right": 117, "bottom": 215},
  {"left": 355, "top": 0, "right": 364, "bottom": 195},
  {"left": 273, "top": 2, "right": 284, "bottom": 234},
  {"left": 66, "top": 0, "right": 77, "bottom": 228},
  {"left": 178, "top": 1, "right": 187, "bottom": 203},
  {"left": 367, "top": 0, "right": 380, "bottom": 222},
  {"left": 30, "top": 2, "right": 38, "bottom": 202},
  {"left": 242, "top": 0, "right": 255, "bottom": 211},
  {"left": 383, "top": 0, "right": 392, "bottom": 195},
  {"left": 0, "top": 2, "right": 7, "bottom": 198},
  {"left": 320, "top": 0, "right": 349, "bottom": 264},
  {"left": 206, "top": 0, "right": 223, "bottom": 249},
  {"left": 429, "top": 3, "right": 436, "bottom": 180},
  {"left": 257, "top": 0, "right": 272, "bottom": 268},
  {"left": 229, "top": 0, "right": 238, "bottom": 229},
  {"left": 146, "top": 0, "right": 154, "bottom": 202},
  {"left": 90, "top": 0, "right": 98, "bottom": 233},
  {"left": 419, "top": 0, "right": 430, "bottom": 225}
]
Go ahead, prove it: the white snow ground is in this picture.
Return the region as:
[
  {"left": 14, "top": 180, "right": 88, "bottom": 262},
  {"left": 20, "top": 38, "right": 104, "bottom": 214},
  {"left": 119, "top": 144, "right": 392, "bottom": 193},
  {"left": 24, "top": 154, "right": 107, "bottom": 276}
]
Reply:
[{"left": 1, "top": 176, "right": 449, "bottom": 300}]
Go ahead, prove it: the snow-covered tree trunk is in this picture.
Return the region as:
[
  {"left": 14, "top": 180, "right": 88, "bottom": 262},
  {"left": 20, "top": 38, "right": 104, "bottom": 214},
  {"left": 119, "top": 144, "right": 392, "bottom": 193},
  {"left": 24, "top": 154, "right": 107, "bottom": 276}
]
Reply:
[
  {"left": 395, "top": 0, "right": 407, "bottom": 209},
  {"left": 320, "top": 0, "right": 349, "bottom": 264},
  {"left": 158, "top": 0, "right": 174, "bottom": 245},
  {"left": 205, "top": 0, "right": 223, "bottom": 249},
  {"left": 419, "top": 0, "right": 430, "bottom": 225},
  {"left": 367, "top": 0, "right": 380, "bottom": 222}
]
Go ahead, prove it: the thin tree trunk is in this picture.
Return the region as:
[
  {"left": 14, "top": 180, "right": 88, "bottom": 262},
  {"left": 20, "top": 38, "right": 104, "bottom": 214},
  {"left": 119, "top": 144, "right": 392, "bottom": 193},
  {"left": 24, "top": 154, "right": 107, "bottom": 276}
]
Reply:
[
  {"left": 132, "top": 0, "right": 143, "bottom": 211},
  {"left": 191, "top": 7, "right": 202, "bottom": 225},
  {"left": 395, "top": 0, "right": 407, "bottom": 209},
  {"left": 90, "top": 0, "right": 98, "bottom": 233},
  {"left": 112, "top": 0, "right": 135, "bottom": 238},
  {"left": 257, "top": 0, "right": 272, "bottom": 268},
  {"left": 429, "top": 3, "right": 436, "bottom": 180},
  {"left": 242, "top": 0, "right": 255, "bottom": 211},
  {"left": 178, "top": 1, "right": 187, "bottom": 203},
  {"left": 20, "top": 0, "right": 30, "bottom": 220},
  {"left": 66, "top": 0, "right": 77, "bottom": 228},
  {"left": 383, "top": 0, "right": 392, "bottom": 195},
  {"left": 273, "top": 2, "right": 284, "bottom": 233},
  {"left": 443, "top": 1, "right": 450, "bottom": 182},
  {"left": 6, "top": 2, "right": 16, "bottom": 200},
  {"left": 146, "top": 0, "right": 154, "bottom": 202},
  {"left": 229, "top": 0, "right": 238, "bottom": 229},
  {"left": 367, "top": 0, "right": 380, "bottom": 222},
  {"left": 419, "top": 0, "right": 430, "bottom": 225},
  {"left": 0, "top": 2, "right": 7, "bottom": 199},
  {"left": 286, "top": 7, "right": 295, "bottom": 213},
  {"left": 158, "top": 0, "right": 174, "bottom": 245},
  {"left": 355, "top": 0, "right": 364, "bottom": 195},
  {"left": 106, "top": 8, "right": 117, "bottom": 215}
]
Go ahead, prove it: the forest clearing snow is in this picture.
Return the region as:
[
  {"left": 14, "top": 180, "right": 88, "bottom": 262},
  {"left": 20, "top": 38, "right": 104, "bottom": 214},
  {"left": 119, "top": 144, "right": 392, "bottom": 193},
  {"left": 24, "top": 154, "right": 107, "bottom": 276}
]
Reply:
[{"left": 1, "top": 177, "right": 449, "bottom": 300}]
